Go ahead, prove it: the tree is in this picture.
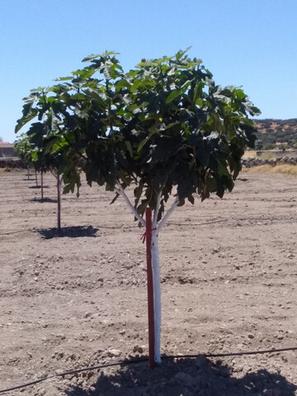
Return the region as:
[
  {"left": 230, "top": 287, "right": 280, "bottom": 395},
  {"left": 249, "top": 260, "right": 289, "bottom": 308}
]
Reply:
[
  {"left": 15, "top": 132, "right": 45, "bottom": 188},
  {"left": 16, "top": 87, "right": 82, "bottom": 229},
  {"left": 15, "top": 134, "right": 34, "bottom": 180},
  {"left": 16, "top": 50, "right": 260, "bottom": 365}
]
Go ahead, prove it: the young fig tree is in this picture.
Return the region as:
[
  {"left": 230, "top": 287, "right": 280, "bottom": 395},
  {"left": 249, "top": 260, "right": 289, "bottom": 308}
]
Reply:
[
  {"left": 15, "top": 134, "right": 35, "bottom": 179},
  {"left": 61, "top": 51, "right": 260, "bottom": 364},
  {"left": 16, "top": 87, "right": 82, "bottom": 230}
]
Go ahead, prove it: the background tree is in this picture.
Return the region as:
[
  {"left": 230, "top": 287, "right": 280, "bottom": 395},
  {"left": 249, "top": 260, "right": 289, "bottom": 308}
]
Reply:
[
  {"left": 16, "top": 87, "right": 82, "bottom": 229},
  {"left": 16, "top": 50, "right": 260, "bottom": 365},
  {"left": 15, "top": 134, "right": 34, "bottom": 180}
]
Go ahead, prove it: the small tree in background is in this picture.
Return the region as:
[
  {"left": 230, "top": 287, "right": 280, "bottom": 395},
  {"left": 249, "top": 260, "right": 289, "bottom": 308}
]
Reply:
[
  {"left": 16, "top": 50, "right": 260, "bottom": 365},
  {"left": 16, "top": 87, "right": 82, "bottom": 229},
  {"left": 15, "top": 132, "right": 45, "bottom": 193},
  {"left": 15, "top": 134, "right": 33, "bottom": 179}
]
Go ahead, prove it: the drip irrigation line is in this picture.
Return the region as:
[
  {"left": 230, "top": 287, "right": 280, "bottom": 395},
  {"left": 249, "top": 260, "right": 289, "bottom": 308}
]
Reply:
[
  {"left": 0, "top": 358, "right": 148, "bottom": 395},
  {"left": 170, "top": 345, "right": 297, "bottom": 359},
  {"left": 167, "top": 219, "right": 225, "bottom": 227},
  {"left": 1, "top": 346, "right": 297, "bottom": 394}
]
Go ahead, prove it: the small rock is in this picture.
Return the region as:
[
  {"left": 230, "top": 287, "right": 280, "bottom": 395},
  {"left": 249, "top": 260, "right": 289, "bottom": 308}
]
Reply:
[
  {"left": 107, "top": 348, "right": 121, "bottom": 357},
  {"left": 133, "top": 345, "right": 144, "bottom": 354},
  {"left": 53, "top": 351, "right": 64, "bottom": 360}
]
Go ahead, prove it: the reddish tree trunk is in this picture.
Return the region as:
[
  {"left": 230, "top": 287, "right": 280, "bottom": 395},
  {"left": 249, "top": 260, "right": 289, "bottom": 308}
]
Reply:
[
  {"left": 57, "top": 175, "right": 61, "bottom": 231},
  {"left": 146, "top": 208, "right": 155, "bottom": 368}
]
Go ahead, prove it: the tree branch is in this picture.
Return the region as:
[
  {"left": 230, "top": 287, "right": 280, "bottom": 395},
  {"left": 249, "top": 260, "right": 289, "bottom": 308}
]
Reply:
[
  {"left": 158, "top": 197, "right": 179, "bottom": 231},
  {"left": 115, "top": 184, "right": 146, "bottom": 227}
]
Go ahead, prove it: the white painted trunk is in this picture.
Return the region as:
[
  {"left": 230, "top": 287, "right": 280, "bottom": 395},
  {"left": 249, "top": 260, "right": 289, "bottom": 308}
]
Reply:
[
  {"left": 151, "top": 223, "right": 161, "bottom": 364},
  {"left": 117, "top": 187, "right": 179, "bottom": 365}
]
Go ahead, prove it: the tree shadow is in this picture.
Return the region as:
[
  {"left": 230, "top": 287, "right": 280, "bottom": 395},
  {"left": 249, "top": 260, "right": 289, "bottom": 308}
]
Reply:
[
  {"left": 65, "top": 356, "right": 296, "bottom": 396},
  {"left": 37, "top": 226, "right": 98, "bottom": 239},
  {"left": 29, "top": 185, "right": 50, "bottom": 189},
  {"left": 30, "top": 197, "right": 56, "bottom": 203}
]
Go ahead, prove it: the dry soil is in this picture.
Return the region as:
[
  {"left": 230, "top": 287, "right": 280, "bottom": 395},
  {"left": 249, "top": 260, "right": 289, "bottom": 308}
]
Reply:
[{"left": 0, "top": 169, "right": 297, "bottom": 395}]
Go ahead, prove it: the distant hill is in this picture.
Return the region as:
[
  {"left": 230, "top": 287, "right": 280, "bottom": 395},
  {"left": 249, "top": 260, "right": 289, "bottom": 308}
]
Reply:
[{"left": 254, "top": 119, "right": 297, "bottom": 149}]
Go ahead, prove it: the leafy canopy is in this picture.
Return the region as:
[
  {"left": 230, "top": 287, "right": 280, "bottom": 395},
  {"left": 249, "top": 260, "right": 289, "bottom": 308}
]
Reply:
[
  {"left": 16, "top": 50, "right": 260, "bottom": 218},
  {"left": 16, "top": 86, "right": 83, "bottom": 191}
]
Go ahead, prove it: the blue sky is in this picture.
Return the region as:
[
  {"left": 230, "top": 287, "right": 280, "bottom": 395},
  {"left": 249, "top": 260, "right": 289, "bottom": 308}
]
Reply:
[{"left": 1, "top": 0, "right": 297, "bottom": 142}]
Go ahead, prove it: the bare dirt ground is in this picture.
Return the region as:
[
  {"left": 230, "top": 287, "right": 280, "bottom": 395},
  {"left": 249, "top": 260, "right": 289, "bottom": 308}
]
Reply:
[{"left": 1, "top": 169, "right": 297, "bottom": 395}]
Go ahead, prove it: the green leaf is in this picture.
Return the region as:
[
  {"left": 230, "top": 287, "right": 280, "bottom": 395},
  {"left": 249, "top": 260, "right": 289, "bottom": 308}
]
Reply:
[
  {"left": 193, "top": 81, "right": 204, "bottom": 103},
  {"left": 15, "top": 108, "right": 38, "bottom": 133},
  {"left": 165, "top": 89, "right": 184, "bottom": 104},
  {"left": 125, "top": 141, "right": 133, "bottom": 157}
]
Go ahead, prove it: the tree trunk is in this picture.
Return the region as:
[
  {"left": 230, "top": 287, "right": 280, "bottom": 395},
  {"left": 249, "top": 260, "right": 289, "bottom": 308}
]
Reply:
[
  {"left": 41, "top": 171, "right": 44, "bottom": 202},
  {"left": 149, "top": 197, "right": 177, "bottom": 365},
  {"left": 117, "top": 188, "right": 165, "bottom": 366},
  {"left": 35, "top": 169, "right": 38, "bottom": 187},
  {"left": 145, "top": 208, "right": 155, "bottom": 368},
  {"left": 151, "top": 222, "right": 161, "bottom": 364},
  {"left": 57, "top": 175, "right": 61, "bottom": 231}
]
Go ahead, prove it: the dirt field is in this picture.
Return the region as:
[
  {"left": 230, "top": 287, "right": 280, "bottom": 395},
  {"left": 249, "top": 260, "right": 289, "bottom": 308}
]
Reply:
[{"left": 1, "top": 169, "right": 297, "bottom": 395}]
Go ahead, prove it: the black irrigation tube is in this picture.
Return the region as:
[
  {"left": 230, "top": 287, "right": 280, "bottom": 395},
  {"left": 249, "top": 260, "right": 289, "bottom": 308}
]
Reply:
[
  {"left": 1, "top": 346, "right": 297, "bottom": 394},
  {"left": 167, "top": 345, "right": 297, "bottom": 359},
  {"left": 0, "top": 358, "right": 148, "bottom": 395}
]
